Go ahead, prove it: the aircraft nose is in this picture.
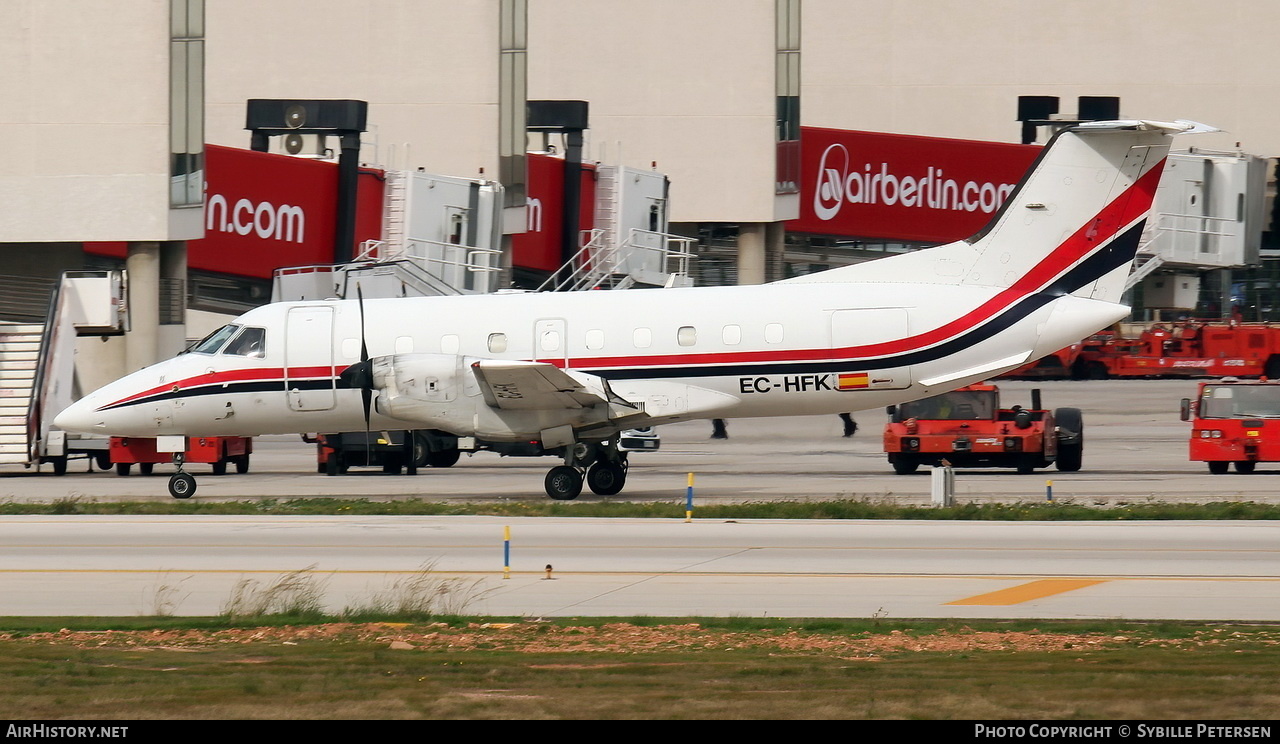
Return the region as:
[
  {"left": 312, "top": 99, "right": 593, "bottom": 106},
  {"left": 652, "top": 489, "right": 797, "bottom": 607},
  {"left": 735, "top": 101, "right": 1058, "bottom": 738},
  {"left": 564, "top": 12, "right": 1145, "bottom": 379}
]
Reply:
[{"left": 53, "top": 399, "right": 102, "bottom": 434}]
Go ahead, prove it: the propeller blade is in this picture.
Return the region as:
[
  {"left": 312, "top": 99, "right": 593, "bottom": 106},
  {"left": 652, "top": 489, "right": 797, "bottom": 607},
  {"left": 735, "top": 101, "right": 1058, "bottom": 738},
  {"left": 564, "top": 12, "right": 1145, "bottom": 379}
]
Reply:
[{"left": 354, "top": 283, "right": 372, "bottom": 463}]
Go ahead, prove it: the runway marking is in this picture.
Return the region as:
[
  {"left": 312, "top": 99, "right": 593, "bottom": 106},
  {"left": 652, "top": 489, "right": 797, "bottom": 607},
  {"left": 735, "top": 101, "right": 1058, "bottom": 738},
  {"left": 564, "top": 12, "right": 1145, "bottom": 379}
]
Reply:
[{"left": 947, "top": 579, "right": 1108, "bottom": 606}]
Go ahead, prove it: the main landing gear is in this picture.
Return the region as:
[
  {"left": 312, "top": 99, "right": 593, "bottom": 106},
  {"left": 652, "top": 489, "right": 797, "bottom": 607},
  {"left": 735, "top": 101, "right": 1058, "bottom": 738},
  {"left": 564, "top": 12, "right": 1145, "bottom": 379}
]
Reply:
[
  {"left": 543, "top": 438, "right": 629, "bottom": 500},
  {"left": 168, "top": 453, "right": 196, "bottom": 499}
]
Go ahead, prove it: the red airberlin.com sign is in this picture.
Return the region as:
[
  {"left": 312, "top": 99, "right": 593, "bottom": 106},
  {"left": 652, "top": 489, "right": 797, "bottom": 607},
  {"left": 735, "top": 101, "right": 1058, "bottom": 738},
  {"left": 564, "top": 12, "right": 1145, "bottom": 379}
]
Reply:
[
  {"left": 790, "top": 127, "right": 1039, "bottom": 244},
  {"left": 88, "top": 145, "right": 385, "bottom": 279}
]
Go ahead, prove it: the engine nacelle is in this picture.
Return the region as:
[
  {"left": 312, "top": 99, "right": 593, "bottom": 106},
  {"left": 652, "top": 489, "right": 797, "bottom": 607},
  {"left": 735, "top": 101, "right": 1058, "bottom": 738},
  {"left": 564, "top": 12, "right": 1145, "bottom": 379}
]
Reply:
[{"left": 371, "top": 353, "right": 476, "bottom": 433}]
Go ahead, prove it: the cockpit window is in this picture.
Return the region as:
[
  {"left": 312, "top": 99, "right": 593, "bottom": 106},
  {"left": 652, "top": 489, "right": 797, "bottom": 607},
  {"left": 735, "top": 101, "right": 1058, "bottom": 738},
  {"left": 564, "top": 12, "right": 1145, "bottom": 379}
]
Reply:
[
  {"left": 187, "top": 324, "right": 241, "bottom": 355},
  {"left": 222, "top": 327, "right": 266, "bottom": 358}
]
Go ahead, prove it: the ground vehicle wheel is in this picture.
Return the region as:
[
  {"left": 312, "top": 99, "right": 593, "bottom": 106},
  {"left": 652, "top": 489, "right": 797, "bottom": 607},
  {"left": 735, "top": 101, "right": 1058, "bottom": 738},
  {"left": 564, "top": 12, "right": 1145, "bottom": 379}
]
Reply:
[
  {"left": 382, "top": 455, "right": 402, "bottom": 475},
  {"left": 235, "top": 455, "right": 249, "bottom": 474},
  {"left": 586, "top": 461, "right": 626, "bottom": 496},
  {"left": 325, "top": 453, "right": 341, "bottom": 476},
  {"left": 168, "top": 472, "right": 196, "bottom": 499},
  {"left": 1087, "top": 362, "right": 1108, "bottom": 380},
  {"left": 545, "top": 466, "right": 583, "bottom": 500},
  {"left": 1016, "top": 454, "right": 1039, "bottom": 474},
  {"left": 890, "top": 456, "right": 919, "bottom": 475},
  {"left": 94, "top": 453, "right": 111, "bottom": 471},
  {"left": 115, "top": 463, "right": 131, "bottom": 476},
  {"left": 1235, "top": 461, "right": 1257, "bottom": 473},
  {"left": 139, "top": 462, "right": 155, "bottom": 476},
  {"left": 48, "top": 456, "right": 67, "bottom": 476},
  {"left": 427, "top": 448, "right": 461, "bottom": 468},
  {"left": 1054, "top": 407, "right": 1084, "bottom": 472},
  {"left": 211, "top": 459, "right": 228, "bottom": 476},
  {"left": 1208, "top": 461, "right": 1229, "bottom": 474}
]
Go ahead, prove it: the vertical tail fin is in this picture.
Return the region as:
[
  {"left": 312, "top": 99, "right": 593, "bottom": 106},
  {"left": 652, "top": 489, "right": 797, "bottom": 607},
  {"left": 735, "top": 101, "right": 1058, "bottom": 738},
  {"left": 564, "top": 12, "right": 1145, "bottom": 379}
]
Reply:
[
  {"left": 803, "top": 120, "right": 1214, "bottom": 303},
  {"left": 962, "top": 120, "right": 1201, "bottom": 304}
]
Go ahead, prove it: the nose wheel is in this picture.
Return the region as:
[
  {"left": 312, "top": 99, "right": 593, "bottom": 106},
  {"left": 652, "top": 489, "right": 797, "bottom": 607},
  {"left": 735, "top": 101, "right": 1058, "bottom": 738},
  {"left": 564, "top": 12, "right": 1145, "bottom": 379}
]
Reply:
[{"left": 168, "top": 453, "right": 196, "bottom": 499}]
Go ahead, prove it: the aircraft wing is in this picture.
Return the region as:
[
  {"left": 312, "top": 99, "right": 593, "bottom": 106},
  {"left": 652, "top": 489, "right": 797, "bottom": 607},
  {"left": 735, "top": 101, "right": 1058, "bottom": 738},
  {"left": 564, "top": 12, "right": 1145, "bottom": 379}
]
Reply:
[{"left": 470, "top": 360, "right": 611, "bottom": 410}]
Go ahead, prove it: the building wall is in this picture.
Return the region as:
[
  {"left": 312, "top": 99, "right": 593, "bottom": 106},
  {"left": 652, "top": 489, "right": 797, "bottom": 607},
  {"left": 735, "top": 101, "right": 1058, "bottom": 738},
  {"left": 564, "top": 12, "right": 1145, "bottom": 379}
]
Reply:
[
  {"left": 804, "top": 0, "right": 1280, "bottom": 156},
  {"left": 204, "top": 1, "right": 506, "bottom": 178},
  {"left": 0, "top": 0, "right": 199, "bottom": 242},
  {"left": 527, "top": 0, "right": 788, "bottom": 224}
]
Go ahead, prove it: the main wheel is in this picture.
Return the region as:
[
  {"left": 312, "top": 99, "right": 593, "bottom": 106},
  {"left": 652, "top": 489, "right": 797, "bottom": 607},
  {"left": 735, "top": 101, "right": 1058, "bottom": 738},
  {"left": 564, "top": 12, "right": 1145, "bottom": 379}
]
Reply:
[
  {"left": 168, "top": 472, "right": 196, "bottom": 499},
  {"left": 1235, "top": 461, "right": 1257, "bottom": 474},
  {"left": 427, "top": 449, "right": 461, "bottom": 468},
  {"left": 1054, "top": 407, "right": 1084, "bottom": 472},
  {"left": 890, "top": 456, "right": 919, "bottom": 475},
  {"left": 545, "top": 466, "right": 583, "bottom": 500},
  {"left": 1208, "top": 461, "right": 1229, "bottom": 474},
  {"left": 587, "top": 461, "right": 627, "bottom": 496}
]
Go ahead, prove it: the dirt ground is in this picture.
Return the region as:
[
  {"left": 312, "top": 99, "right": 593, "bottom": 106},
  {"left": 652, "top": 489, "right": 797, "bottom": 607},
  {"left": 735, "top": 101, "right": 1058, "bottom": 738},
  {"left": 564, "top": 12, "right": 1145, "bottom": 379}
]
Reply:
[{"left": 8, "top": 623, "right": 1275, "bottom": 657}]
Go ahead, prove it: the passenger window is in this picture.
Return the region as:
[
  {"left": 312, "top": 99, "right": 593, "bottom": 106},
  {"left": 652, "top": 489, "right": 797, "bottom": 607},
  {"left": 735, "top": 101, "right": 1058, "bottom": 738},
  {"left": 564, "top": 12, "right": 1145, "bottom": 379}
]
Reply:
[
  {"left": 188, "top": 324, "right": 240, "bottom": 355},
  {"left": 395, "top": 336, "right": 414, "bottom": 354},
  {"left": 722, "top": 324, "right": 742, "bottom": 345},
  {"left": 488, "top": 333, "right": 507, "bottom": 353},
  {"left": 765, "top": 323, "right": 784, "bottom": 344},
  {"left": 222, "top": 327, "right": 266, "bottom": 358},
  {"left": 585, "top": 329, "right": 605, "bottom": 350},
  {"left": 441, "top": 334, "right": 460, "bottom": 354},
  {"left": 677, "top": 326, "right": 696, "bottom": 347},
  {"left": 633, "top": 328, "right": 652, "bottom": 349}
]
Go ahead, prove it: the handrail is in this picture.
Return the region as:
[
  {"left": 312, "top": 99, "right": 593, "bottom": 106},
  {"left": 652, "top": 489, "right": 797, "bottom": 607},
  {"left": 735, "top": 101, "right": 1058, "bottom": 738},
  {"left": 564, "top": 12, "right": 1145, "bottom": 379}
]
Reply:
[{"left": 28, "top": 276, "right": 66, "bottom": 463}]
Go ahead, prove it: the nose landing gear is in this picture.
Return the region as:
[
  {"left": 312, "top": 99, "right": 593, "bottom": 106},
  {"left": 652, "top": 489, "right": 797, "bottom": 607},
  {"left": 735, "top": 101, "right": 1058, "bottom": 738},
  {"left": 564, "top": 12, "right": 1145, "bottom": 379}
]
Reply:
[{"left": 168, "top": 453, "right": 196, "bottom": 499}]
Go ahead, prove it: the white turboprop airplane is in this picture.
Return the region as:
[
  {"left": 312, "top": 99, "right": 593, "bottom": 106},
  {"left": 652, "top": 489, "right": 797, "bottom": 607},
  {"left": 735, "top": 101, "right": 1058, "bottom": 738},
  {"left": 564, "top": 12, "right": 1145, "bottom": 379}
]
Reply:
[{"left": 56, "top": 119, "right": 1211, "bottom": 499}]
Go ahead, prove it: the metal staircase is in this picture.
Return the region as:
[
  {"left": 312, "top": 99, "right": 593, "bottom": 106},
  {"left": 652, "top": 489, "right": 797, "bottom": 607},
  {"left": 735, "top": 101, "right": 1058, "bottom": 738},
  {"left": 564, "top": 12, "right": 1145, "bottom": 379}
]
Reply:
[
  {"left": 0, "top": 323, "right": 41, "bottom": 466},
  {"left": 538, "top": 228, "right": 697, "bottom": 292}
]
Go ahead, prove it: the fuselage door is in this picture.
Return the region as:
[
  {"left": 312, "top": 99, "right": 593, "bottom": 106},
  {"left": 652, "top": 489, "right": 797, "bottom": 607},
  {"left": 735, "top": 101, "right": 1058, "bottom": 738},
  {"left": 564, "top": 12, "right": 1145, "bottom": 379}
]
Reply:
[
  {"left": 534, "top": 318, "right": 569, "bottom": 368},
  {"left": 285, "top": 305, "right": 336, "bottom": 411},
  {"left": 829, "top": 308, "right": 912, "bottom": 390}
]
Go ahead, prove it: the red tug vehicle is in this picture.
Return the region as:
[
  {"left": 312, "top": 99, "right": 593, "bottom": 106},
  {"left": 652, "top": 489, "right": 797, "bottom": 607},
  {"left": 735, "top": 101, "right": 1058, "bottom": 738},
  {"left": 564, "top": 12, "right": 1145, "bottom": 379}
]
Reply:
[
  {"left": 1182, "top": 378, "right": 1280, "bottom": 473},
  {"left": 883, "top": 383, "right": 1083, "bottom": 474}
]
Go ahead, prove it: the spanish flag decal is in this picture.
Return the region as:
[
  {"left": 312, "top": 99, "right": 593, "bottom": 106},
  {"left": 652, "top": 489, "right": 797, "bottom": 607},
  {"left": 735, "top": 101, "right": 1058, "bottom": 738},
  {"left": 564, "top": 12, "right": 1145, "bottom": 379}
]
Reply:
[{"left": 837, "top": 373, "right": 870, "bottom": 390}]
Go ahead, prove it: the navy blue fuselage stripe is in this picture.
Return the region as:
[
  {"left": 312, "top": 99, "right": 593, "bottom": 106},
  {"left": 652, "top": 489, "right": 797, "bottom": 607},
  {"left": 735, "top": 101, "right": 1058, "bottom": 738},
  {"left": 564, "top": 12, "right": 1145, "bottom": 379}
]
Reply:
[
  {"left": 590, "top": 219, "right": 1145, "bottom": 381},
  {"left": 101, "top": 220, "right": 1143, "bottom": 407}
]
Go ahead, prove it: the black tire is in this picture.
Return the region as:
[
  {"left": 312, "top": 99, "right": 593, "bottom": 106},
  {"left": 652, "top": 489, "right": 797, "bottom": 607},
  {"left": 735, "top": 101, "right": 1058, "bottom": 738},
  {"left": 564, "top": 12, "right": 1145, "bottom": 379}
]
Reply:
[
  {"left": 211, "top": 459, "right": 228, "bottom": 476},
  {"left": 325, "top": 453, "right": 340, "bottom": 476},
  {"left": 890, "top": 456, "right": 919, "bottom": 475},
  {"left": 115, "top": 463, "right": 132, "bottom": 476},
  {"left": 382, "top": 455, "right": 402, "bottom": 475},
  {"left": 1016, "top": 454, "right": 1039, "bottom": 474},
  {"left": 1087, "top": 362, "right": 1109, "bottom": 380},
  {"left": 48, "top": 456, "right": 67, "bottom": 476},
  {"left": 94, "top": 453, "right": 111, "bottom": 471},
  {"left": 545, "top": 466, "right": 583, "bottom": 500},
  {"left": 1208, "top": 461, "right": 1229, "bottom": 474},
  {"left": 1235, "top": 461, "right": 1257, "bottom": 474},
  {"left": 139, "top": 462, "right": 155, "bottom": 476},
  {"left": 1054, "top": 407, "right": 1084, "bottom": 472},
  {"left": 1265, "top": 355, "right": 1280, "bottom": 380},
  {"left": 427, "top": 449, "right": 461, "bottom": 468},
  {"left": 586, "top": 461, "right": 627, "bottom": 496},
  {"left": 168, "top": 472, "right": 196, "bottom": 499},
  {"left": 235, "top": 455, "right": 249, "bottom": 474}
]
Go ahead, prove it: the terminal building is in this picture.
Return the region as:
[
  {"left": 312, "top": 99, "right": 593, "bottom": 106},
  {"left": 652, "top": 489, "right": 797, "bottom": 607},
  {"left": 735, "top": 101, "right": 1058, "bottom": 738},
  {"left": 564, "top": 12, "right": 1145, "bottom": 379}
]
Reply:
[{"left": 5, "top": 0, "right": 1280, "bottom": 385}]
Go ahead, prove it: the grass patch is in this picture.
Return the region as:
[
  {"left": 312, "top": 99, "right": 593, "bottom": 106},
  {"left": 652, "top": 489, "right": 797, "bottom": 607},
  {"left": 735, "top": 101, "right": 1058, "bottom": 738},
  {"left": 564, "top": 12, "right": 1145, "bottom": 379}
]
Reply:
[
  {"left": 0, "top": 619, "right": 1277, "bottom": 719},
  {"left": 4, "top": 497, "right": 1280, "bottom": 520}
]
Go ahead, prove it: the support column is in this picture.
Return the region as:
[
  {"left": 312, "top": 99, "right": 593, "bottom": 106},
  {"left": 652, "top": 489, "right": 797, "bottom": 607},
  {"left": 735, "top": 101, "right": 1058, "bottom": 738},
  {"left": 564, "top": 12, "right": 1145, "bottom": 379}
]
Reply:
[
  {"left": 158, "top": 240, "right": 188, "bottom": 359},
  {"left": 737, "top": 222, "right": 767, "bottom": 285},
  {"left": 125, "top": 241, "right": 160, "bottom": 372},
  {"left": 765, "top": 220, "right": 787, "bottom": 283}
]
